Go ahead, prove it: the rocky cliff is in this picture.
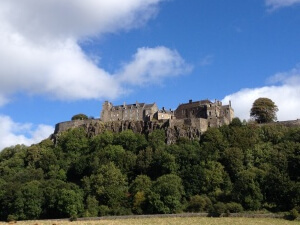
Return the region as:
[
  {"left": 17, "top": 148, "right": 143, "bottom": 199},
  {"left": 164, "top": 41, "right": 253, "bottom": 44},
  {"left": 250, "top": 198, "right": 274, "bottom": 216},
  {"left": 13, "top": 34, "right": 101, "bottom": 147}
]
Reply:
[
  {"left": 52, "top": 118, "right": 300, "bottom": 144},
  {"left": 53, "top": 119, "right": 203, "bottom": 144}
]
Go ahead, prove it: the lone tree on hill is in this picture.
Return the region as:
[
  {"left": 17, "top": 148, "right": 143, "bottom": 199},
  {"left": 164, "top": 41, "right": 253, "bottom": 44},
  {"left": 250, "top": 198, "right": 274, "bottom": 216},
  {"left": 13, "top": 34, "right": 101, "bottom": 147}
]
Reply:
[{"left": 250, "top": 97, "right": 278, "bottom": 123}]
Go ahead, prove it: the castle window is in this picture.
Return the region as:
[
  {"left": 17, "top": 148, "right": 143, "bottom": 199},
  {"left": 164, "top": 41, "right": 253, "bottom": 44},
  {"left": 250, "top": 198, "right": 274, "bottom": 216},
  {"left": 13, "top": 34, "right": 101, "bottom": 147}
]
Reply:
[{"left": 209, "top": 111, "right": 212, "bottom": 116}]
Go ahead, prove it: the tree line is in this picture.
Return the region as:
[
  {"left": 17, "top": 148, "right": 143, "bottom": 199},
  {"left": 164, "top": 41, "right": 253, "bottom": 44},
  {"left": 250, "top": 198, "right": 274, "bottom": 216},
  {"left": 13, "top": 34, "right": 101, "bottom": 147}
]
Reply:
[{"left": 0, "top": 118, "right": 299, "bottom": 221}]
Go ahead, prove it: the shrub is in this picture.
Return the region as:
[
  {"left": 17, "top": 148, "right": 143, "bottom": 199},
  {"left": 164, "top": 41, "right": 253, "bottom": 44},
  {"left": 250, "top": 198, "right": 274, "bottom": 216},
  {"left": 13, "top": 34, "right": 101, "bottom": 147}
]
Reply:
[
  {"left": 7, "top": 215, "right": 17, "bottom": 222},
  {"left": 286, "top": 208, "right": 299, "bottom": 220},
  {"left": 186, "top": 195, "right": 207, "bottom": 212},
  {"left": 71, "top": 114, "right": 88, "bottom": 121},
  {"left": 209, "top": 202, "right": 227, "bottom": 217},
  {"left": 226, "top": 202, "right": 244, "bottom": 213},
  {"left": 69, "top": 215, "right": 77, "bottom": 221},
  {"left": 99, "top": 205, "right": 110, "bottom": 216}
]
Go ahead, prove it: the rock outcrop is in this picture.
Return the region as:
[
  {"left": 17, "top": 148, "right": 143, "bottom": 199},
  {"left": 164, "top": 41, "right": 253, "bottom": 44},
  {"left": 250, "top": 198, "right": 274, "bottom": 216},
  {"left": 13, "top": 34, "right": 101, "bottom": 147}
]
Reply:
[
  {"left": 53, "top": 119, "right": 203, "bottom": 144},
  {"left": 52, "top": 118, "right": 300, "bottom": 145}
]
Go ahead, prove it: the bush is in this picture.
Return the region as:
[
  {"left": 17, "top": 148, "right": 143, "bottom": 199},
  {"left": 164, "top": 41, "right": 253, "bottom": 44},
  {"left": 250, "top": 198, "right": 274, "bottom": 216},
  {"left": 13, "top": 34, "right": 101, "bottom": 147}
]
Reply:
[
  {"left": 7, "top": 215, "right": 17, "bottom": 222},
  {"left": 226, "top": 202, "right": 244, "bottom": 213},
  {"left": 186, "top": 195, "right": 207, "bottom": 212},
  {"left": 71, "top": 114, "right": 88, "bottom": 121},
  {"left": 69, "top": 215, "right": 77, "bottom": 221},
  {"left": 209, "top": 202, "right": 227, "bottom": 217},
  {"left": 285, "top": 208, "right": 299, "bottom": 221},
  {"left": 99, "top": 205, "right": 110, "bottom": 216}
]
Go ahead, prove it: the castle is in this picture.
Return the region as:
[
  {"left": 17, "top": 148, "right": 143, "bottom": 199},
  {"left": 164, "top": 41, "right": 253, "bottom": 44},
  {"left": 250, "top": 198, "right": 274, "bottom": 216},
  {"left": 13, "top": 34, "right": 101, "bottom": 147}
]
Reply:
[
  {"left": 101, "top": 99, "right": 234, "bottom": 132},
  {"left": 54, "top": 99, "right": 300, "bottom": 143}
]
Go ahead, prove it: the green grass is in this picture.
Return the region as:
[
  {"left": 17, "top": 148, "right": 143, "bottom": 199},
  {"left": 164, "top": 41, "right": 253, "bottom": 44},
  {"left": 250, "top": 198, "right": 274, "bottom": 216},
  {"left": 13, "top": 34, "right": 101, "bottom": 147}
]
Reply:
[{"left": 1, "top": 217, "right": 299, "bottom": 225}]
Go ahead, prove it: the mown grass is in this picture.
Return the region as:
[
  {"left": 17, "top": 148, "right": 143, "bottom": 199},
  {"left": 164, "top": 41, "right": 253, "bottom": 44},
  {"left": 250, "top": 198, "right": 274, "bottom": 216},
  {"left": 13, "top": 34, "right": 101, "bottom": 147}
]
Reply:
[{"left": 1, "top": 217, "right": 299, "bottom": 225}]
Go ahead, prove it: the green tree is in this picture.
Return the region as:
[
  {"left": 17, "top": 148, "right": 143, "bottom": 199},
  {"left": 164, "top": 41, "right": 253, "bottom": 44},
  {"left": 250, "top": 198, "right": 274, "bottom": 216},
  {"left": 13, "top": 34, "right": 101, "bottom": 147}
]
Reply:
[
  {"left": 199, "top": 161, "right": 232, "bottom": 200},
  {"left": 200, "top": 128, "right": 227, "bottom": 161},
  {"left": 57, "top": 188, "right": 84, "bottom": 218},
  {"left": 148, "top": 174, "right": 185, "bottom": 214},
  {"left": 186, "top": 195, "right": 212, "bottom": 212},
  {"left": 82, "top": 162, "right": 129, "bottom": 215},
  {"left": 150, "top": 149, "right": 178, "bottom": 179},
  {"left": 167, "top": 142, "right": 202, "bottom": 197},
  {"left": 148, "top": 130, "right": 166, "bottom": 150},
  {"left": 90, "top": 144, "right": 136, "bottom": 177},
  {"left": 71, "top": 114, "right": 88, "bottom": 120},
  {"left": 84, "top": 195, "right": 99, "bottom": 217},
  {"left": 90, "top": 131, "right": 114, "bottom": 151},
  {"left": 230, "top": 117, "right": 243, "bottom": 127},
  {"left": 114, "top": 130, "right": 147, "bottom": 153},
  {"left": 232, "top": 169, "right": 263, "bottom": 210},
  {"left": 222, "top": 147, "right": 244, "bottom": 180},
  {"left": 250, "top": 98, "right": 278, "bottom": 123},
  {"left": 129, "top": 175, "right": 152, "bottom": 214}
]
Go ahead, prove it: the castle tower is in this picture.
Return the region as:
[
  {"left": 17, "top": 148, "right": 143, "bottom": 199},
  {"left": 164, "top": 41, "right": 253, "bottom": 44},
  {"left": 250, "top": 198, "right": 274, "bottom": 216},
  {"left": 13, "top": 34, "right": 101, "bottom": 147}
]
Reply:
[{"left": 101, "top": 101, "right": 112, "bottom": 122}]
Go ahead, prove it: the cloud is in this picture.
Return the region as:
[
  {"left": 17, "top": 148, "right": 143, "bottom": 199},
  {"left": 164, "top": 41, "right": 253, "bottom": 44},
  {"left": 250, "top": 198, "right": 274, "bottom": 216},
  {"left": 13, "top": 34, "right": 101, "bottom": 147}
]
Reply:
[
  {"left": 117, "top": 47, "right": 192, "bottom": 86},
  {"left": 0, "top": 0, "right": 163, "bottom": 40},
  {"left": 0, "top": 115, "right": 54, "bottom": 151},
  {"left": 0, "top": 0, "right": 191, "bottom": 106},
  {"left": 222, "top": 65, "right": 300, "bottom": 121},
  {"left": 265, "top": 0, "right": 300, "bottom": 10}
]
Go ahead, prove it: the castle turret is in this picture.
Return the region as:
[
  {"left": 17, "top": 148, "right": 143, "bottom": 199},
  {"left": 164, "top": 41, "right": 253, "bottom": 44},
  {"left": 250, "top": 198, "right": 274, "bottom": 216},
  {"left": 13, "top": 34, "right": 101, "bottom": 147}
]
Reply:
[{"left": 101, "top": 101, "right": 112, "bottom": 122}]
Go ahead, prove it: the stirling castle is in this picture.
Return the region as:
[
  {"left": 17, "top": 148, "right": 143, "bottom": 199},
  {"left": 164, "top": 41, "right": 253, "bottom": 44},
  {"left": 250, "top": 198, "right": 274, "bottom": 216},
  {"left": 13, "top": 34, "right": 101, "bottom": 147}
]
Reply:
[
  {"left": 101, "top": 99, "right": 234, "bottom": 132},
  {"left": 53, "top": 99, "right": 234, "bottom": 143}
]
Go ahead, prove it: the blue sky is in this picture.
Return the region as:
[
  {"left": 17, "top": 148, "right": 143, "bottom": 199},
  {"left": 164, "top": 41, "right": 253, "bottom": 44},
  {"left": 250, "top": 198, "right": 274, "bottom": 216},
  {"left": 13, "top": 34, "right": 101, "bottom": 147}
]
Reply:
[{"left": 1, "top": 0, "right": 300, "bottom": 149}]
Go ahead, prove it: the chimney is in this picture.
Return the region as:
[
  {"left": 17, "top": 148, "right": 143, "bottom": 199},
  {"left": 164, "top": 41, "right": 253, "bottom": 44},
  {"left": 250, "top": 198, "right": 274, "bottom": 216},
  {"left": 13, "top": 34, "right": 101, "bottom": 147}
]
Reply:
[
  {"left": 189, "top": 99, "right": 192, "bottom": 104},
  {"left": 229, "top": 100, "right": 231, "bottom": 107}
]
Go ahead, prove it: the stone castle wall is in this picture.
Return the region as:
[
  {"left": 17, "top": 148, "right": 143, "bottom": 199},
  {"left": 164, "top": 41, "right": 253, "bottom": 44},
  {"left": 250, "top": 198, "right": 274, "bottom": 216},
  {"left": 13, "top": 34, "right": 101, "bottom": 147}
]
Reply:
[
  {"left": 54, "top": 119, "right": 96, "bottom": 134},
  {"left": 268, "top": 119, "right": 300, "bottom": 127},
  {"left": 53, "top": 118, "right": 300, "bottom": 145}
]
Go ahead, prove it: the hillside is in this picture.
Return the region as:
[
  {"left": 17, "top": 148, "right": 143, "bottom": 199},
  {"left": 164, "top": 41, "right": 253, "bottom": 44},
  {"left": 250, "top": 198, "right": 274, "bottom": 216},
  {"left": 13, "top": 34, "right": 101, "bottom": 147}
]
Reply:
[{"left": 0, "top": 120, "right": 299, "bottom": 221}]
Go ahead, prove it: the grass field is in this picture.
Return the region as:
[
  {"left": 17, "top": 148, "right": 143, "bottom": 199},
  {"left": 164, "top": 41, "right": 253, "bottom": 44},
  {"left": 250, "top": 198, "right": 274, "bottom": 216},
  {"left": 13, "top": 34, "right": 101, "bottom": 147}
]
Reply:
[{"left": 0, "top": 217, "right": 299, "bottom": 225}]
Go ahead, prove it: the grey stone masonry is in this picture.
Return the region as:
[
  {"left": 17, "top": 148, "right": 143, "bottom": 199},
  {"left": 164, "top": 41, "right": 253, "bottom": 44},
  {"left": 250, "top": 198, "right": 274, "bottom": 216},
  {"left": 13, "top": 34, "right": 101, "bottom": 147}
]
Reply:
[{"left": 100, "top": 99, "right": 234, "bottom": 132}]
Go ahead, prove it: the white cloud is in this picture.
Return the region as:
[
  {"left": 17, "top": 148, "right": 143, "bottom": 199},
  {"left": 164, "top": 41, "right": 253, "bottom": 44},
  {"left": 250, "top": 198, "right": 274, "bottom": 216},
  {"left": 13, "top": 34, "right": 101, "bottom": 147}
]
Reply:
[
  {"left": 0, "top": 0, "right": 162, "bottom": 40},
  {"left": 0, "top": 0, "right": 191, "bottom": 106},
  {"left": 117, "top": 47, "right": 192, "bottom": 86},
  {"left": 265, "top": 0, "right": 300, "bottom": 10},
  {"left": 0, "top": 115, "right": 54, "bottom": 151},
  {"left": 222, "top": 65, "right": 300, "bottom": 121}
]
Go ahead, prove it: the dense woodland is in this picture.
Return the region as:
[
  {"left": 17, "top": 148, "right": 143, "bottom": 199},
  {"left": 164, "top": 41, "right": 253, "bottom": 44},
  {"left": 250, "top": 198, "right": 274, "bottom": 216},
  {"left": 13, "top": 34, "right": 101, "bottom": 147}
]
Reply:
[{"left": 0, "top": 118, "right": 299, "bottom": 220}]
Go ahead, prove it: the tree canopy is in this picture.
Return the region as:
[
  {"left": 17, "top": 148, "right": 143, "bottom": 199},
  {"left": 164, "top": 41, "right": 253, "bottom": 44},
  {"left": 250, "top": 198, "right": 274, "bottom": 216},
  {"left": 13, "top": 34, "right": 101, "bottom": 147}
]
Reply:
[
  {"left": 71, "top": 114, "right": 88, "bottom": 121},
  {"left": 0, "top": 122, "right": 299, "bottom": 220},
  {"left": 250, "top": 98, "right": 278, "bottom": 123}
]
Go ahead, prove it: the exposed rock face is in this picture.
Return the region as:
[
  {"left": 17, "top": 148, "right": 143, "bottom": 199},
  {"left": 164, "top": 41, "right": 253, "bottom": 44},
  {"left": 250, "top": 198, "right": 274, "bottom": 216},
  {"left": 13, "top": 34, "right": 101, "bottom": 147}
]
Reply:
[
  {"left": 52, "top": 118, "right": 300, "bottom": 145},
  {"left": 53, "top": 119, "right": 203, "bottom": 144}
]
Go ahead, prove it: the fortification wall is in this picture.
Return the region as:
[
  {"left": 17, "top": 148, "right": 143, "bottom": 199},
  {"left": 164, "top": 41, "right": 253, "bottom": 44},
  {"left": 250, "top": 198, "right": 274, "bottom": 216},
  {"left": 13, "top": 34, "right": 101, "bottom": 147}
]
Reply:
[
  {"left": 276, "top": 119, "right": 300, "bottom": 127},
  {"left": 256, "top": 119, "right": 300, "bottom": 127},
  {"left": 54, "top": 119, "right": 99, "bottom": 134}
]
